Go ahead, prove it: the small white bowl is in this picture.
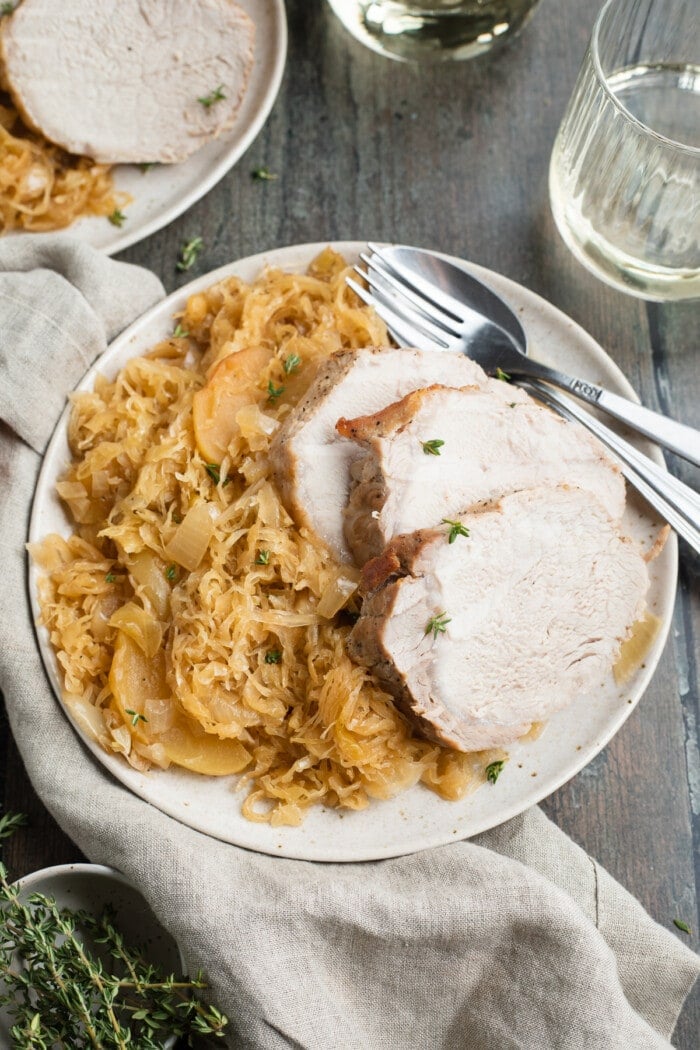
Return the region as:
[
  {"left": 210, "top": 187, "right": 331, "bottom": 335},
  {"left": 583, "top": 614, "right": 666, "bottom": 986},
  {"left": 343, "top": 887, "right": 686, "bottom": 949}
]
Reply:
[{"left": 1, "top": 863, "right": 183, "bottom": 1047}]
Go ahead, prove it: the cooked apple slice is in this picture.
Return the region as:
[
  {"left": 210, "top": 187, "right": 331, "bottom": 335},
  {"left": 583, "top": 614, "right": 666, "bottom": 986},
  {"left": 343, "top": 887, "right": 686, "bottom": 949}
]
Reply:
[
  {"left": 109, "top": 632, "right": 168, "bottom": 743},
  {"left": 160, "top": 725, "right": 251, "bottom": 776},
  {"left": 193, "top": 345, "right": 272, "bottom": 463}
]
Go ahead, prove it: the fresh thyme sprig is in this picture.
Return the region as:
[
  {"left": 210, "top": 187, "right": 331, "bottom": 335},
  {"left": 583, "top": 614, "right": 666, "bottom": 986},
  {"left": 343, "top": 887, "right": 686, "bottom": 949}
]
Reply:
[
  {"left": 107, "top": 209, "right": 126, "bottom": 228},
  {"left": 267, "top": 381, "right": 284, "bottom": 403},
  {"left": 0, "top": 863, "right": 228, "bottom": 1047},
  {"left": 421, "top": 438, "right": 444, "bottom": 456},
  {"left": 283, "top": 353, "right": 301, "bottom": 374}
]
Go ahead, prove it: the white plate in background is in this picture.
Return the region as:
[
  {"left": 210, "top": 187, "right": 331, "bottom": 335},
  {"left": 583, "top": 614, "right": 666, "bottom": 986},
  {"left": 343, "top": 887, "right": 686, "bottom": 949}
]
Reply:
[
  {"left": 28, "top": 241, "right": 677, "bottom": 862},
  {"left": 6, "top": 0, "right": 287, "bottom": 254}
]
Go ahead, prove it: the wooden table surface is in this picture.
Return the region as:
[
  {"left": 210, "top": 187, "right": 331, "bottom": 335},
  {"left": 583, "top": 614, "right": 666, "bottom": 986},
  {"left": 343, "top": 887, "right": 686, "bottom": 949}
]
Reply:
[{"left": 1, "top": 0, "right": 698, "bottom": 1044}]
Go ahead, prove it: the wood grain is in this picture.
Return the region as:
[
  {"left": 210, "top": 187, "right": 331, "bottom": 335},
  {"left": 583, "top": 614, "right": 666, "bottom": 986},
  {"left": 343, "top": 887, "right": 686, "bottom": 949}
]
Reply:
[{"left": 2, "top": 0, "right": 697, "bottom": 1043}]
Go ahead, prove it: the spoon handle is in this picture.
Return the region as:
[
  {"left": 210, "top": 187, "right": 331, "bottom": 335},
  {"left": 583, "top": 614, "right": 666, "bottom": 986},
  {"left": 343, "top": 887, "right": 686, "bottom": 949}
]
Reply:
[
  {"left": 527, "top": 381, "right": 700, "bottom": 555},
  {"left": 512, "top": 357, "right": 700, "bottom": 468}
]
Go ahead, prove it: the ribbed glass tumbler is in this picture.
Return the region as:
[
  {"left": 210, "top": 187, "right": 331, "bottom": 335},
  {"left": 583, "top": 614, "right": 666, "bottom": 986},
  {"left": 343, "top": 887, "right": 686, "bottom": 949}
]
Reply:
[{"left": 549, "top": 0, "right": 700, "bottom": 301}]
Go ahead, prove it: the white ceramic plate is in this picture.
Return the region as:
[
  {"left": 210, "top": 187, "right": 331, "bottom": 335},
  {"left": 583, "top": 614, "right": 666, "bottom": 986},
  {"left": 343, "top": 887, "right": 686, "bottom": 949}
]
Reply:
[
  {"left": 28, "top": 241, "right": 677, "bottom": 862},
  {"left": 7, "top": 0, "right": 287, "bottom": 255}
]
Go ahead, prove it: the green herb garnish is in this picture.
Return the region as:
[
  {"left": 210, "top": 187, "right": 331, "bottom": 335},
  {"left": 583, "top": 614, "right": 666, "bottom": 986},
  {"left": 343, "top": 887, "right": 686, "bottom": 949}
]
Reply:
[
  {"left": 1, "top": 3, "right": 15, "bottom": 15},
  {"left": 486, "top": 760, "right": 505, "bottom": 784},
  {"left": 198, "top": 85, "right": 226, "bottom": 108},
  {"left": 205, "top": 463, "right": 222, "bottom": 485},
  {"left": 255, "top": 550, "right": 271, "bottom": 565},
  {"left": 107, "top": 209, "right": 126, "bottom": 228},
  {"left": 165, "top": 564, "right": 177, "bottom": 581},
  {"left": 421, "top": 439, "right": 444, "bottom": 456},
  {"left": 173, "top": 323, "right": 189, "bottom": 338},
  {"left": 125, "top": 709, "right": 148, "bottom": 728},
  {"left": 0, "top": 812, "right": 26, "bottom": 841},
  {"left": 283, "top": 353, "right": 301, "bottom": 374},
  {"left": 442, "top": 519, "right": 470, "bottom": 544},
  {"left": 138, "top": 162, "right": 155, "bottom": 172},
  {"left": 267, "top": 381, "right": 285, "bottom": 402},
  {"left": 265, "top": 650, "right": 282, "bottom": 664},
  {"left": 0, "top": 862, "right": 228, "bottom": 1046},
  {"left": 251, "top": 167, "right": 278, "bottom": 181},
  {"left": 673, "top": 919, "right": 691, "bottom": 935},
  {"left": 425, "top": 612, "right": 451, "bottom": 639},
  {"left": 176, "top": 236, "right": 204, "bottom": 272},
  {"left": 495, "top": 367, "right": 511, "bottom": 382},
  {"left": 105, "top": 573, "right": 116, "bottom": 584}
]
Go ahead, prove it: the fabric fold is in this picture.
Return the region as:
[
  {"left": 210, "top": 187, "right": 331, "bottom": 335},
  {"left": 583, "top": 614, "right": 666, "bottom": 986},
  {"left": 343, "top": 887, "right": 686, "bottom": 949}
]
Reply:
[{"left": 0, "top": 236, "right": 696, "bottom": 1050}]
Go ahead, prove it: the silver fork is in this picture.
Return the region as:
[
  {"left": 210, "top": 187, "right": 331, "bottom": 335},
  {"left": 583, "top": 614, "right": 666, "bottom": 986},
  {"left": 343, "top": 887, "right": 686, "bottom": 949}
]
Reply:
[
  {"left": 347, "top": 249, "right": 700, "bottom": 554},
  {"left": 348, "top": 243, "right": 700, "bottom": 467}
]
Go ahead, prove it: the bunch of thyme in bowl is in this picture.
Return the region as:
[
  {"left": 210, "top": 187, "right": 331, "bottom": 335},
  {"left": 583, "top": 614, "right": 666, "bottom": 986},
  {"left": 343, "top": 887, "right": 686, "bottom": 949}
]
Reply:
[{"left": 0, "top": 813, "right": 227, "bottom": 1049}]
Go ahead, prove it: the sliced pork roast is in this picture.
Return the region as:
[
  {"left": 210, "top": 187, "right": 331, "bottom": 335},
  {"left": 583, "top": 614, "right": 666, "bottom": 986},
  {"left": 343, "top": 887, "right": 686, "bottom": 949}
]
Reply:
[
  {"left": 349, "top": 486, "right": 648, "bottom": 752},
  {"left": 337, "top": 383, "right": 625, "bottom": 565},
  {"left": 0, "top": 0, "right": 255, "bottom": 164},
  {"left": 270, "top": 347, "right": 487, "bottom": 563}
]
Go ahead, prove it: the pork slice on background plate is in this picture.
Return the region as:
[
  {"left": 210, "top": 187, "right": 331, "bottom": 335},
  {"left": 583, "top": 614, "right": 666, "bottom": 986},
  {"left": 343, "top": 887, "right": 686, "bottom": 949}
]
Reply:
[
  {"left": 337, "top": 383, "right": 626, "bottom": 565},
  {"left": 349, "top": 486, "right": 649, "bottom": 752},
  {"left": 269, "top": 346, "right": 487, "bottom": 564},
  {"left": 0, "top": 0, "right": 255, "bottom": 164}
]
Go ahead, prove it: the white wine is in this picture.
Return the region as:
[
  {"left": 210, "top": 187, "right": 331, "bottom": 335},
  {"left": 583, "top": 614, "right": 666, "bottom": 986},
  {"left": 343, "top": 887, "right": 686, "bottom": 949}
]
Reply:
[
  {"left": 550, "top": 61, "right": 700, "bottom": 300},
  {"left": 326, "top": 0, "right": 541, "bottom": 62}
]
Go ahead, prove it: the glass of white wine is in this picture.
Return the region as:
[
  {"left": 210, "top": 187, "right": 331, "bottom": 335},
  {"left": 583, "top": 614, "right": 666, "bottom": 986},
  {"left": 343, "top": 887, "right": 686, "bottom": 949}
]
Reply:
[
  {"left": 549, "top": 0, "right": 700, "bottom": 301},
  {"left": 325, "top": 0, "right": 541, "bottom": 63}
]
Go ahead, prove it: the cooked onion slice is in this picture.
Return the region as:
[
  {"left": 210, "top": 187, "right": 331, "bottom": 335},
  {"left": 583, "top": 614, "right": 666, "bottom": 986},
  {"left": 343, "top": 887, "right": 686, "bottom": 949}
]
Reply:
[
  {"left": 163, "top": 502, "right": 214, "bottom": 571},
  {"left": 109, "top": 601, "right": 163, "bottom": 659}
]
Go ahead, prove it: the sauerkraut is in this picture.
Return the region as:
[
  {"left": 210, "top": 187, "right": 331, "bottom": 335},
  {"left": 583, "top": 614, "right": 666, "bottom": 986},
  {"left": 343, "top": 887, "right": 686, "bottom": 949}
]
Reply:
[
  {"left": 32, "top": 249, "right": 495, "bottom": 826},
  {"left": 0, "top": 93, "right": 124, "bottom": 233}
]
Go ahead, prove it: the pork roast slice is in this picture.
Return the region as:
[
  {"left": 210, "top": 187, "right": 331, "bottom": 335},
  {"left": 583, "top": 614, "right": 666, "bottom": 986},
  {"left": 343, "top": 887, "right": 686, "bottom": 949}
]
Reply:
[
  {"left": 0, "top": 0, "right": 255, "bottom": 164},
  {"left": 337, "top": 383, "right": 625, "bottom": 565},
  {"left": 269, "top": 347, "right": 487, "bottom": 564},
  {"left": 348, "top": 486, "right": 648, "bottom": 752}
]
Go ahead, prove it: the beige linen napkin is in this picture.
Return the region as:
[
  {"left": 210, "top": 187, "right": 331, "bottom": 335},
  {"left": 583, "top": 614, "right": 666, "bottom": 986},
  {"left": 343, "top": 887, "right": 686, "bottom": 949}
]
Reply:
[{"left": 0, "top": 235, "right": 697, "bottom": 1050}]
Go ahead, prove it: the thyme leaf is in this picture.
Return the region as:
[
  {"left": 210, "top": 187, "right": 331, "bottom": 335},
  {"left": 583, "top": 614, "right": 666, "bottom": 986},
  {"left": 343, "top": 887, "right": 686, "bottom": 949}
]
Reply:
[
  {"left": 425, "top": 611, "right": 451, "bottom": 639},
  {"left": 265, "top": 650, "right": 282, "bottom": 664},
  {"left": 283, "top": 352, "right": 301, "bottom": 374},
  {"left": 125, "top": 709, "right": 148, "bottom": 727},
  {"left": 486, "top": 760, "right": 505, "bottom": 784},
  {"left": 107, "top": 209, "right": 126, "bottom": 227},
  {"left": 421, "top": 438, "right": 444, "bottom": 456},
  {"left": 165, "top": 563, "right": 178, "bottom": 581},
  {"left": 251, "top": 166, "right": 278, "bottom": 181},
  {"left": 442, "top": 518, "right": 470, "bottom": 543},
  {"left": 173, "top": 323, "right": 189, "bottom": 338},
  {"left": 176, "top": 236, "right": 204, "bottom": 272},
  {"left": 267, "top": 380, "right": 285, "bottom": 402},
  {"left": 105, "top": 572, "right": 116, "bottom": 584},
  {"left": 0, "top": 812, "right": 27, "bottom": 841},
  {"left": 495, "top": 367, "right": 511, "bottom": 382},
  {"left": 198, "top": 84, "right": 226, "bottom": 108},
  {"left": 255, "top": 550, "right": 271, "bottom": 565},
  {"left": 673, "top": 918, "right": 691, "bottom": 935}
]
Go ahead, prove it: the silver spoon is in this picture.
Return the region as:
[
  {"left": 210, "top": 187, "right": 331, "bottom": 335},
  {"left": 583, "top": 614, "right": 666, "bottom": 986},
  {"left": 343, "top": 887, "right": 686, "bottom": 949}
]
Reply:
[{"left": 350, "top": 243, "right": 700, "bottom": 468}]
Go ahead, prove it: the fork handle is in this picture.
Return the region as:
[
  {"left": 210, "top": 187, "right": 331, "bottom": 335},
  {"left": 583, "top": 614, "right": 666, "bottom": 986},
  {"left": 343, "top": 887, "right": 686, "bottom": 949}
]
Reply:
[
  {"left": 514, "top": 358, "right": 700, "bottom": 468},
  {"left": 527, "top": 381, "right": 700, "bottom": 555}
]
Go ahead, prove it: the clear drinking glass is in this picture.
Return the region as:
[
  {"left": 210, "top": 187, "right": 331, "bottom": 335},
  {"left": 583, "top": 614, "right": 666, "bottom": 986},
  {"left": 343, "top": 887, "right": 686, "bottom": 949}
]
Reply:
[
  {"left": 325, "top": 1, "right": 542, "bottom": 63},
  {"left": 549, "top": 0, "right": 700, "bottom": 301}
]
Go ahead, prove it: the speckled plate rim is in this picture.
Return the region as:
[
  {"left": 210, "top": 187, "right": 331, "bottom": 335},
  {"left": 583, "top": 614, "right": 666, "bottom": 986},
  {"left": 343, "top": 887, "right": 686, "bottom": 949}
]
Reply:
[
  {"left": 5, "top": 0, "right": 287, "bottom": 255},
  {"left": 27, "top": 240, "right": 678, "bottom": 862}
]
